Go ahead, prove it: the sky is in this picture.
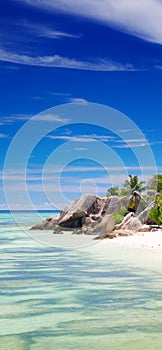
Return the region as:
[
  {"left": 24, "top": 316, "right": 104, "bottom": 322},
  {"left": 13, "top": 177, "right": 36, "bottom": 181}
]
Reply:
[{"left": 0, "top": 0, "right": 162, "bottom": 210}]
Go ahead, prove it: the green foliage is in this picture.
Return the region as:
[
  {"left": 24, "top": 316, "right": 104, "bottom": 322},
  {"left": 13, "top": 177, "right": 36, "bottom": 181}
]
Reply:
[
  {"left": 112, "top": 206, "right": 128, "bottom": 224},
  {"left": 106, "top": 175, "right": 146, "bottom": 199},
  {"left": 147, "top": 174, "right": 162, "bottom": 195},
  {"left": 123, "top": 175, "right": 146, "bottom": 194},
  {"left": 148, "top": 194, "right": 162, "bottom": 225},
  {"left": 112, "top": 212, "right": 123, "bottom": 224},
  {"left": 136, "top": 198, "right": 148, "bottom": 214},
  {"left": 106, "top": 186, "right": 119, "bottom": 197},
  {"left": 119, "top": 188, "right": 129, "bottom": 197},
  {"left": 119, "top": 206, "right": 128, "bottom": 216},
  {"left": 157, "top": 175, "right": 162, "bottom": 193}
]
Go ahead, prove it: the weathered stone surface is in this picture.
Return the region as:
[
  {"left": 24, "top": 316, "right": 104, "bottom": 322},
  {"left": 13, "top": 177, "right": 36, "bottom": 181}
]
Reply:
[
  {"left": 93, "top": 214, "right": 115, "bottom": 236},
  {"left": 137, "top": 200, "right": 155, "bottom": 224},
  {"left": 115, "top": 213, "right": 142, "bottom": 231},
  {"left": 58, "top": 194, "right": 106, "bottom": 228},
  {"left": 115, "top": 229, "right": 134, "bottom": 236},
  {"left": 82, "top": 216, "right": 95, "bottom": 226},
  {"left": 30, "top": 216, "right": 59, "bottom": 230},
  {"left": 137, "top": 225, "right": 151, "bottom": 232},
  {"left": 71, "top": 229, "right": 84, "bottom": 235},
  {"left": 101, "top": 196, "right": 128, "bottom": 216},
  {"left": 83, "top": 226, "right": 97, "bottom": 235},
  {"left": 94, "top": 231, "right": 118, "bottom": 240},
  {"left": 53, "top": 225, "right": 64, "bottom": 234},
  {"left": 30, "top": 194, "right": 131, "bottom": 231}
]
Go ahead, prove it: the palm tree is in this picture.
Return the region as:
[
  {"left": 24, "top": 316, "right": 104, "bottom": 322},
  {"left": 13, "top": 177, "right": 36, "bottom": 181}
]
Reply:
[
  {"left": 123, "top": 175, "right": 146, "bottom": 213},
  {"left": 123, "top": 175, "right": 146, "bottom": 194}
]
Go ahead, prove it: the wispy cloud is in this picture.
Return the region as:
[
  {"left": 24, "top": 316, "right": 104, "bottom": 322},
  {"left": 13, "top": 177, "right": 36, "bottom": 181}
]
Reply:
[
  {"left": 117, "top": 129, "right": 136, "bottom": 133},
  {"left": 113, "top": 144, "right": 148, "bottom": 149},
  {"left": 113, "top": 137, "right": 150, "bottom": 148},
  {"left": 23, "top": 22, "right": 80, "bottom": 40},
  {"left": 2, "top": 165, "right": 161, "bottom": 182},
  {"left": 0, "top": 48, "right": 135, "bottom": 71},
  {"left": 49, "top": 92, "right": 71, "bottom": 97},
  {"left": 1, "top": 113, "right": 68, "bottom": 124},
  {"left": 1, "top": 114, "right": 33, "bottom": 124},
  {"left": 35, "top": 114, "right": 69, "bottom": 122},
  {"left": 155, "top": 65, "right": 162, "bottom": 70},
  {"left": 74, "top": 147, "right": 88, "bottom": 151},
  {"left": 69, "top": 98, "right": 89, "bottom": 104},
  {"left": 0, "top": 133, "right": 8, "bottom": 138},
  {"left": 0, "top": 64, "right": 19, "bottom": 71},
  {"left": 21, "top": 0, "right": 162, "bottom": 45},
  {"left": 47, "top": 133, "right": 115, "bottom": 143}
]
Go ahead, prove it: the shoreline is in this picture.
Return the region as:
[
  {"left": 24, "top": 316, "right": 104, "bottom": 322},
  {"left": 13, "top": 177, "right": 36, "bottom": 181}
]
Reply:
[
  {"left": 85, "top": 230, "right": 162, "bottom": 273},
  {"left": 109, "top": 230, "right": 162, "bottom": 250}
]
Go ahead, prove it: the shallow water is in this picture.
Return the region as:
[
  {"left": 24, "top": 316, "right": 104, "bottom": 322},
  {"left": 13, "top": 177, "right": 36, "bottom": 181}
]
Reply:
[{"left": 1, "top": 211, "right": 162, "bottom": 350}]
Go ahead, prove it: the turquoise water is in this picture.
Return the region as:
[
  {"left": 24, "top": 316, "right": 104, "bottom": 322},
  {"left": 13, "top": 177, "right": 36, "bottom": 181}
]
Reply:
[{"left": 1, "top": 212, "right": 162, "bottom": 350}]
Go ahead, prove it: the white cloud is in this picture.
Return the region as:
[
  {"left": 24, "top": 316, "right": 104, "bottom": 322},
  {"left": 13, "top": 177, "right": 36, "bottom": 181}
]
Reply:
[
  {"left": 1, "top": 113, "right": 68, "bottom": 124},
  {"left": 117, "top": 129, "right": 136, "bottom": 133},
  {"left": 155, "top": 65, "right": 162, "bottom": 70},
  {"left": 116, "top": 138, "right": 148, "bottom": 143},
  {"left": 113, "top": 143, "right": 149, "bottom": 149},
  {"left": 2, "top": 165, "right": 159, "bottom": 184},
  {"left": 112, "top": 137, "right": 151, "bottom": 148},
  {"left": 49, "top": 92, "right": 71, "bottom": 97},
  {"left": 69, "top": 98, "right": 88, "bottom": 104},
  {"left": 47, "top": 133, "right": 115, "bottom": 142},
  {"left": 0, "top": 133, "right": 8, "bottom": 138},
  {"left": 1, "top": 114, "right": 33, "bottom": 124},
  {"left": 21, "top": 0, "right": 162, "bottom": 45},
  {"left": 0, "top": 48, "right": 134, "bottom": 71},
  {"left": 24, "top": 22, "right": 80, "bottom": 39},
  {"left": 34, "top": 114, "right": 69, "bottom": 122},
  {"left": 47, "top": 135, "right": 95, "bottom": 142}
]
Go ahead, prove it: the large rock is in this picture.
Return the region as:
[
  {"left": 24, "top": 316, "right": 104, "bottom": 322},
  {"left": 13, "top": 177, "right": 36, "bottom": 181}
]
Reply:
[
  {"left": 137, "top": 200, "right": 156, "bottom": 224},
  {"left": 115, "top": 212, "right": 142, "bottom": 231},
  {"left": 113, "top": 229, "right": 133, "bottom": 237},
  {"left": 101, "top": 196, "right": 128, "bottom": 215},
  {"left": 58, "top": 194, "right": 106, "bottom": 228},
  {"left": 136, "top": 225, "right": 151, "bottom": 232},
  {"left": 93, "top": 214, "right": 115, "bottom": 236},
  {"left": 30, "top": 216, "right": 59, "bottom": 230},
  {"left": 30, "top": 194, "right": 128, "bottom": 231}
]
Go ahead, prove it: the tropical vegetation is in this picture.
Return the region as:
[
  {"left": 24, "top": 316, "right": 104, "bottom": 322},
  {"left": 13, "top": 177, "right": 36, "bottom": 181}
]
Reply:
[{"left": 106, "top": 173, "right": 162, "bottom": 220}]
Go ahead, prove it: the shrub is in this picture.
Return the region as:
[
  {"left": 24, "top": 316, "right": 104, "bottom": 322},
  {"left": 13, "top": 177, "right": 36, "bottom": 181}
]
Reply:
[
  {"left": 119, "top": 206, "right": 128, "bottom": 216},
  {"left": 112, "top": 212, "right": 123, "bottom": 224},
  {"left": 148, "top": 194, "right": 162, "bottom": 225},
  {"left": 106, "top": 186, "right": 119, "bottom": 197}
]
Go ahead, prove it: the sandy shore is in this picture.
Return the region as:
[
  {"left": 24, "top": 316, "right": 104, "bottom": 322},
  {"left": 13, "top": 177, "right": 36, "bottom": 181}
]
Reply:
[
  {"left": 110, "top": 230, "right": 162, "bottom": 250},
  {"left": 31, "top": 228, "right": 162, "bottom": 272},
  {"left": 86, "top": 230, "right": 162, "bottom": 273}
]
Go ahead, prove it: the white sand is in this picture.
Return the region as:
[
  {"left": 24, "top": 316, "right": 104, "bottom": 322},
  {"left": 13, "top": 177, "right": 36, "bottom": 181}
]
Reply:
[
  {"left": 111, "top": 230, "right": 162, "bottom": 250},
  {"left": 85, "top": 230, "right": 162, "bottom": 273},
  {"left": 31, "top": 228, "right": 162, "bottom": 272}
]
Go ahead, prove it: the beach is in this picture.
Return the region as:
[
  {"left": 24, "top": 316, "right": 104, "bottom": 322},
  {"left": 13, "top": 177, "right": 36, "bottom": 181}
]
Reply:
[{"left": 110, "top": 230, "right": 162, "bottom": 250}]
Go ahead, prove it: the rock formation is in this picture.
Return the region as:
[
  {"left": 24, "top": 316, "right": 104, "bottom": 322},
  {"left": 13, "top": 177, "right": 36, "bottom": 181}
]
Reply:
[
  {"left": 137, "top": 200, "right": 156, "bottom": 224},
  {"left": 115, "top": 212, "right": 142, "bottom": 231},
  {"left": 31, "top": 194, "right": 128, "bottom": 232},
  {"left": 30, "top": 192, "right": 157, "bottom": 239}
]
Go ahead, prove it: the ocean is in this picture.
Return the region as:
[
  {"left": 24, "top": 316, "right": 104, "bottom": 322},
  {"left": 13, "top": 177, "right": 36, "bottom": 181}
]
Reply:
[{"left": 1, "top": 211, "right": 162, "bottom": 350}]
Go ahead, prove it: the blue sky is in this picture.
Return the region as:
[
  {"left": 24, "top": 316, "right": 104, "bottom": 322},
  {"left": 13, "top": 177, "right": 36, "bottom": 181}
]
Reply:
[{"left": 1, "top": 0, "right": 162, "bottom": 210}]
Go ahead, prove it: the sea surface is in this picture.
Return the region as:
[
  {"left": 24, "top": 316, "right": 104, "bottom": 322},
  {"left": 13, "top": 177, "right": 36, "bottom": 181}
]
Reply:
[{"left": 1, "top": 211, "right": 162, "bottom": 350}]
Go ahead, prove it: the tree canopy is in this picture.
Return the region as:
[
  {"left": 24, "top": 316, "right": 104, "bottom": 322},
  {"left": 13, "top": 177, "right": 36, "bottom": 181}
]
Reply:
[{"left": 123, "top": 175, "right": 146, "bottom": 194}]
